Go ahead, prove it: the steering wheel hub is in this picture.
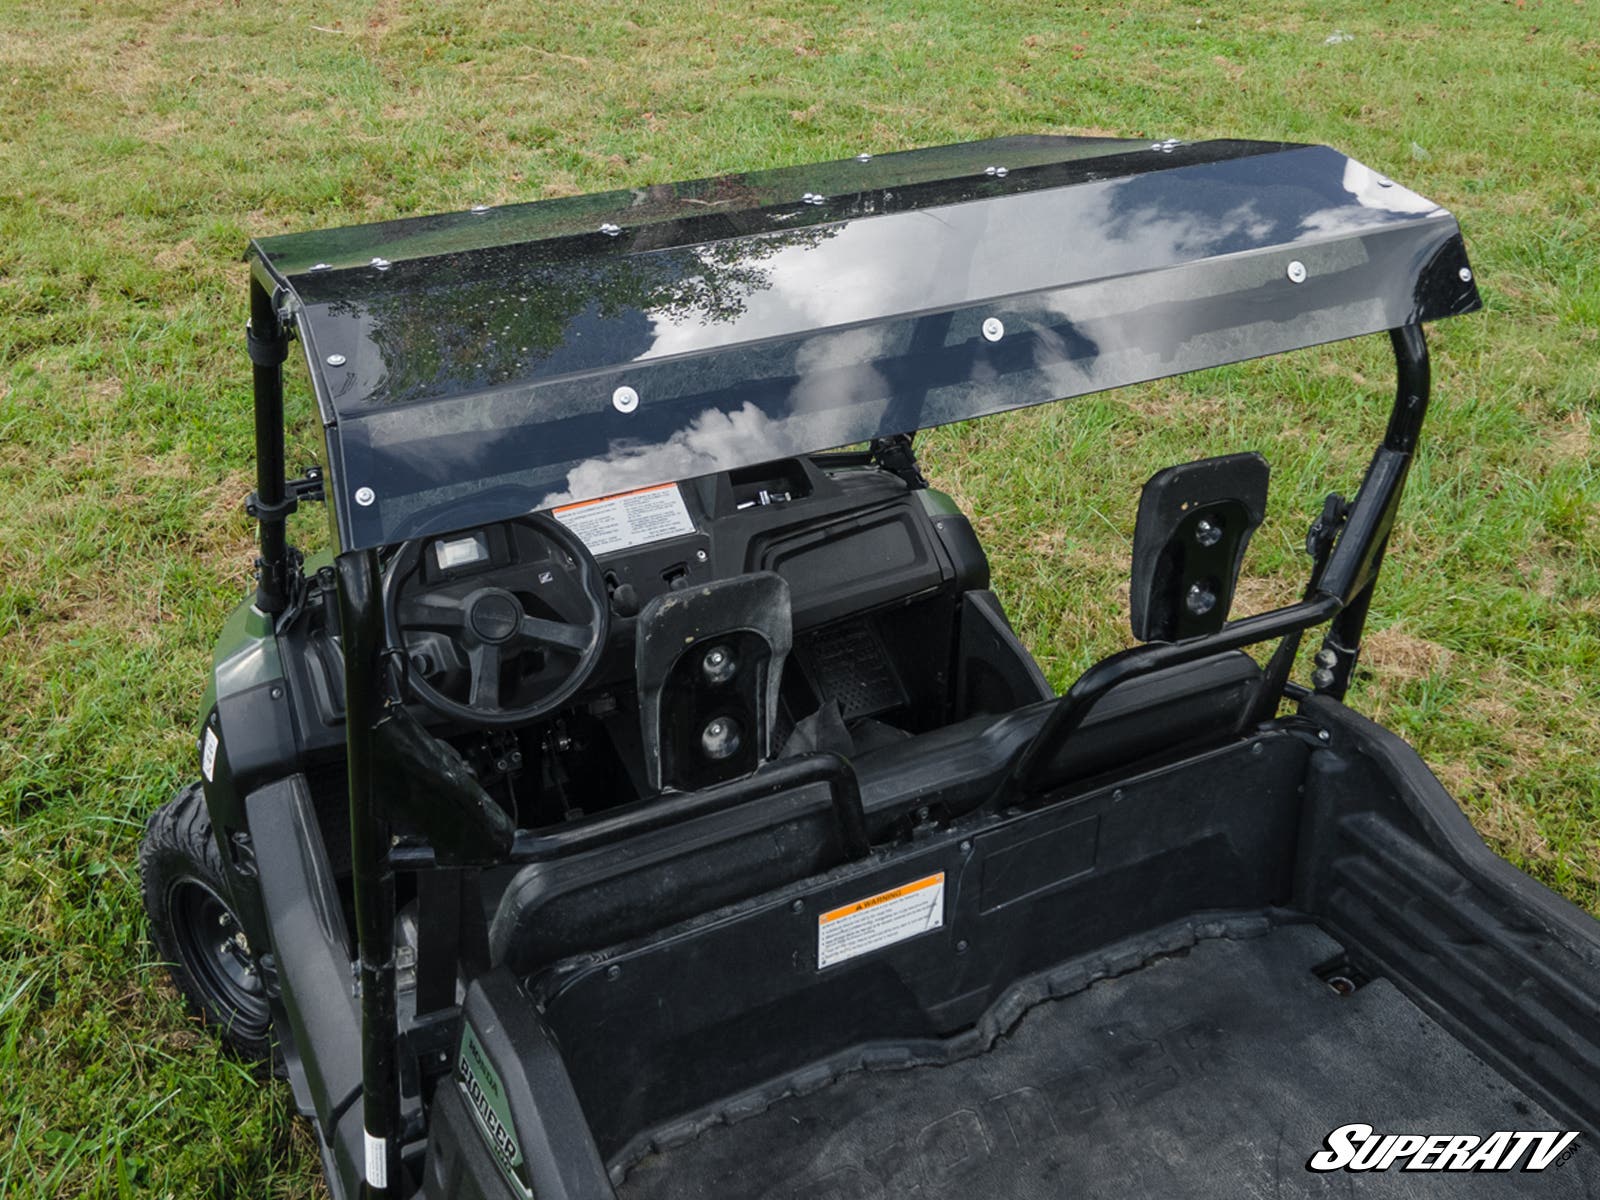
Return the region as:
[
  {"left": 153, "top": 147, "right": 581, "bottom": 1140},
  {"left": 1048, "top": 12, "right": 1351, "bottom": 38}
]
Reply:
[{"left": 468, "top": 589, "right": 523, "bottom": 643}]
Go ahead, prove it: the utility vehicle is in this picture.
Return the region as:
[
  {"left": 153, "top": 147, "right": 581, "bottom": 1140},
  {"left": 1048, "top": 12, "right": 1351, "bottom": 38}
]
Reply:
[{"left": 140, "top": 136, "right": 1600, "bottom": 1198}]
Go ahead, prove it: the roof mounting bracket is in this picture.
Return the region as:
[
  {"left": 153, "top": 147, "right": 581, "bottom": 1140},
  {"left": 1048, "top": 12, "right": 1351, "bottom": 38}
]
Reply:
[{"left": 245, "top": 466, "right": 325, "bottom": 524}]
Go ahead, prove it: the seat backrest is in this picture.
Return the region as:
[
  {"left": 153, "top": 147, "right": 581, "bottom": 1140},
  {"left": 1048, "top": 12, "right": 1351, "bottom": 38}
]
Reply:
[
  {"left": 1027, "top": 649, "right": 1263, "bottom": 788},
  {"left": 492, "top": 651, "right": 1263, "bottom": 978},
  {"left": 489, "top": 781, "right": 849, "bottom": 979},
  {"left": 846, "top": 650, "right": 1266, "bottom": 824},
  {"left": 635, "top": 572, "right": 791, "bottom": 791}
]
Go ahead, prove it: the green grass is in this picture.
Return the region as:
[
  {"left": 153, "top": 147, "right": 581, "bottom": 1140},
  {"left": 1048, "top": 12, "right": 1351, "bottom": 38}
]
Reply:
[{"left": 1, "top": 0, "right": 1595, "bottom": 1194}]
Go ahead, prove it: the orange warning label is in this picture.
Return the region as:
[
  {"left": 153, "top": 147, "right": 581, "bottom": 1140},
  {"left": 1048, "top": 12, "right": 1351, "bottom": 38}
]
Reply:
[{"left": 817, "top": 873, "right": 946, "bottom": 968}]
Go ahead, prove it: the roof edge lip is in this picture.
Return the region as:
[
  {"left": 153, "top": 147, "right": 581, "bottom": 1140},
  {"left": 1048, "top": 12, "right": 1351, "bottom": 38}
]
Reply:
[
  {"left": 250, "top": 136, "right": 1312, "bottom": 281},
  {"left": 249, "top": 132, "right": 1156, "bottom": 250}
]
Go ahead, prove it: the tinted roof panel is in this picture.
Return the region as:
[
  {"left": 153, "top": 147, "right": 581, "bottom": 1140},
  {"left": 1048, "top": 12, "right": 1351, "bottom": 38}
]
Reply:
[{"left": 249, "top": 137, "right": 1480, "bottom": 550}]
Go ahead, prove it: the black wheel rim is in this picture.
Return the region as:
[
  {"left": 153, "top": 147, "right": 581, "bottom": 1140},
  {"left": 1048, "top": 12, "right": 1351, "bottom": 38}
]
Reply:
[{"left": 167, "top": 878, "right": 270, "bottom": 1037}]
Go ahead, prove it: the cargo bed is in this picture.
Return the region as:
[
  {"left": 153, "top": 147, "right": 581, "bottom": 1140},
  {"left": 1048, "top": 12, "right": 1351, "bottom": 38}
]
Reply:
[
  {"left": 464, "top": 700, "right": 1600, "bottom": 1200},
  {"left": 419, "top": 679, "right": 1600, "bottom": 1200},
  {"left": 620, "top": 924, "right": 1598, "bottom": 1198}
]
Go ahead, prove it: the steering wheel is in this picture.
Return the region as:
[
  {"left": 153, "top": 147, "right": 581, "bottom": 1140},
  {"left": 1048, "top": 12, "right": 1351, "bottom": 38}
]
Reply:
[{"left": 382, "top": 514, "right": 611, "bottom": 728}]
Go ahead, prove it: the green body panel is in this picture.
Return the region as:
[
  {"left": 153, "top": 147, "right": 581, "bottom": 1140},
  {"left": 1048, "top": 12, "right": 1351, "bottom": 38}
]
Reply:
[
  {"left": 196, "top": 548, "right": 335, "bottom": 737},
  {"left": 917, "top": 488, "right": 964, "bottom": 518},
  {"left": 196, "top": 598, "right": 283, "bottom": 738}
]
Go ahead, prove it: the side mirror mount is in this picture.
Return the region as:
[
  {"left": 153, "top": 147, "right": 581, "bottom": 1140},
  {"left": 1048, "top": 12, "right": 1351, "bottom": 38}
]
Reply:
[{"left": 1129, "top": 452, "right": 1269, "bottom": 643}]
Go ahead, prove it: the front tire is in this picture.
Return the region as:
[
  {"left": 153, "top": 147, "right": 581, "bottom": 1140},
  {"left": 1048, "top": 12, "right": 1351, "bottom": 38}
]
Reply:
[{"left": 140, "top": 781, "right": 273, "bottom": 1062}]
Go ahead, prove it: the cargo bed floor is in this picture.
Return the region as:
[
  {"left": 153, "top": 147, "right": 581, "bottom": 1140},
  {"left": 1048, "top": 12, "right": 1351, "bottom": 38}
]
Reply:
[{"left": 619, "top": 924, "right": 1597, "bottom": 1199}]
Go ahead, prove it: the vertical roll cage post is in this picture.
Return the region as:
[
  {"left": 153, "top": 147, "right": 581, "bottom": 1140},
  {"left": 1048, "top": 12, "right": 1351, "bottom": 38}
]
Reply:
[
  {"left": 999, "top": 324, "right": 1431, "bottom": 801},
  {"left": 246, "top": 277, "right": 293, "bottom": 616},
  {"left": 338, "top": 548, "right": 401, "bottom": 1199},
  {"left": 247, "top": 257, "right": 396, "bottom": 1193},
  {"left": 1312, "top": 322, "right": 1432, "bottom": 698}
]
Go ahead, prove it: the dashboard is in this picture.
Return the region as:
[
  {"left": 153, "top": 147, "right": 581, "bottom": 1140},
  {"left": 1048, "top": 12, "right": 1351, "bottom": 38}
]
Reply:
[{"left": 282, "top": 454, "right": 990, "bottom": 827}]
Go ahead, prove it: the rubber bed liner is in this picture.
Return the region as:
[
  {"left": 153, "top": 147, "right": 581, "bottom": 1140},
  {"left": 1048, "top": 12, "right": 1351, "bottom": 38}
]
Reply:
[{"left": 619, "top": 925, "right": 1599, "bottom": 1199}]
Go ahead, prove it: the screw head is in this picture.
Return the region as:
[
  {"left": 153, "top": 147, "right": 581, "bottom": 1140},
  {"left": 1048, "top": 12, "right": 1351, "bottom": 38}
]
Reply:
[
  {"left": 955, "top": 939, "right": 969, "bottom": 954},
  {"left": 1317, "top": 729, "right": 1331, "bottom": 742},
  {"left": 1459, "top": 266, "right": 1474, "bottom": 283},
  {"left": 856, "top": 152, "right": 872, "bottom": 163},
  {"left": 470, "top": 204, "right": 491, "bottom": 214},
  {"left": 959, "top": 840, "right": 972, "bottom": 853},
  {"left": 1286, "top": 260, "right": 1308, "bottom": 284},
  {"left": 612, "top": 386, "right": 639, "bottom": 414},
  {"left": 354, "top": 486, "right": 376, "bottom": 507},
  {"left": 325, "top": 353, "right": 346, "bottom": 367},
  {"left": 1314, "top": 648, "right": 1338, "bottom": 669},
  {"left": 1194, "top": 517, "right": 1222, "bottom": 547},
  {"left": 702, "top": 645, "right": 737, "bottom": 684},
  {"left": 982, "top": 317, "right": 1005, "bottom": 342},
  {"left": 1185, "top": 581, "right": 1218, "bottom": 615},
  {"left": 599, "top": 222, "right": 621, "bottom": 237},
  {"left": 605, "top": 964, "right": 621, "bottom": 981},
  {"left": 695, "top": 548, "right": 708, "bottom": 562},
  {"left": 701, "top": 716, "right": 743, "bottom": 760},
  {"left": 370, "top": 257, "right": 391, "bottom": 271},
  {"left": 791, "top": 899, "right": 805, "bottom": 913}
]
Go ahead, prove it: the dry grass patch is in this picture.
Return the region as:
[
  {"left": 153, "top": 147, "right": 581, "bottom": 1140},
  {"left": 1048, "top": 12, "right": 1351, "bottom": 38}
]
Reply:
[
  {"left": 1547, "top": 408, "right": 1592, "bottom": 462},
  {"left": 1361, "top": 625, "right": 1455, "bottom": 683}
]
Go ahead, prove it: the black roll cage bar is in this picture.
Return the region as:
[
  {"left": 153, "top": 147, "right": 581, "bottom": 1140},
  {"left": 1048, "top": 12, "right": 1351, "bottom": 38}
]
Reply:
[
  {"left": 1003, "top": 324, "right": 1429, "bottom": 796},
  {"left": 244, "top": 273, "right": 1429, "bottom": 1195}
]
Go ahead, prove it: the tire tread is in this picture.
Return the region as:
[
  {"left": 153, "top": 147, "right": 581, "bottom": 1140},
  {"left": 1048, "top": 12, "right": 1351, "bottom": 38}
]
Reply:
[{"left": 139, "top": 781, "right": 273, "bottom": 1062}]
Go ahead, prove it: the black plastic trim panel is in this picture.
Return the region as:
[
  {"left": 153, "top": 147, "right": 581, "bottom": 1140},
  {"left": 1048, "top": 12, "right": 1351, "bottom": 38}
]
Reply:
[{"left": 1298, "top": 696, "right": 1600, "bottom": 1139}]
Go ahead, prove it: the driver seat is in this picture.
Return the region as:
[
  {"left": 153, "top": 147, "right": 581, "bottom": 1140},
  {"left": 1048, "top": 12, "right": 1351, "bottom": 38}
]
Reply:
[{"left": 635, "top": 572, "right": 793, "bottom": 792}]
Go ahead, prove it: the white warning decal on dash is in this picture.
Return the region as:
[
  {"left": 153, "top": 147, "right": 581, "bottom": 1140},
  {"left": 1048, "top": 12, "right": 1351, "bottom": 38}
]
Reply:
[
  {"left": 552, "top": 482, "right": 694, "bottom": 557},
  {"left": 817, "top": 872, "right": 946, "bottom": 969}
]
